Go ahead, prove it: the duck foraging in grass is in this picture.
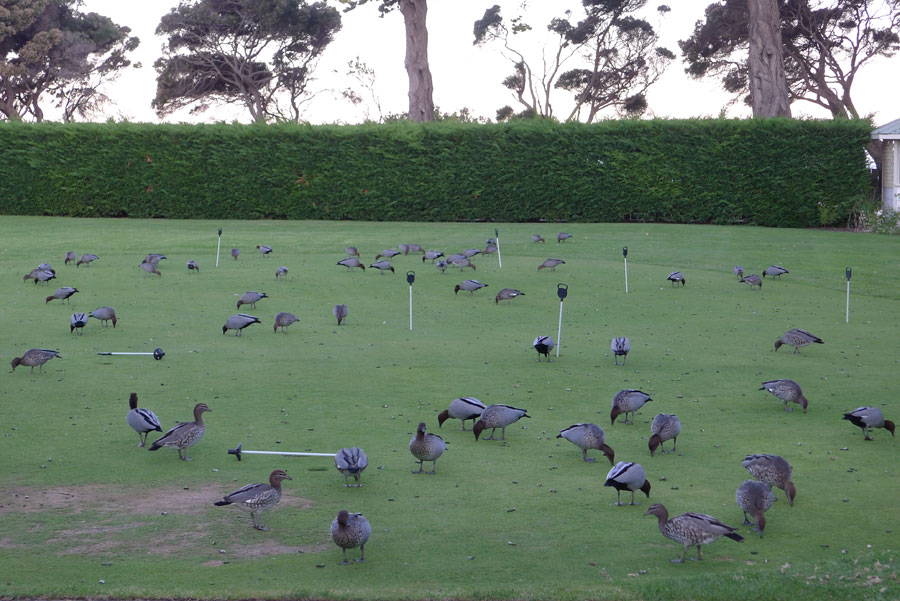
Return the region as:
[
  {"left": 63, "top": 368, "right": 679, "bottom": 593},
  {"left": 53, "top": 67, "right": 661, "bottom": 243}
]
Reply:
[
  {"left": 763, "top": 265, "right": 788, "bottom": 279},
  {"left": 741, "top": 454, "right": 796, "bottom": 506},
  {"left": 126, "top": 393, "right": 162, "bottom": 447},
  {"left": 275, "top": 266, "right": 288, "bottom": 280},
  {"left": 648, "top": 414, "right": 681, "bottom": 456},
  {"left": 438, "top": 397, "right": 486, "bottom": 431},
  {"left": 842, "top": 407, "right": 895, "bottom": 441},
  {"left": 333, "top": 304, "right": 349, "bottom": 325},
  {"left": 532, "top": 234, "right": 545, "bottom": 243},
  {"left": 222, "top": 313, "right": 261, "bottom": 336},
  {"left": 667, "top": 271, "right": 686, "bottom": 286},
  {"left": 740, "top": 274, "right": 762, "bottom": 289},
  {"left": 231, "top": 248, "right": 240, "bottom": 260},
  {"left": 610, "top": 389, "right": 652, "bottom": 425},
  {"left": 76, "top": 253, "right": 99, "bottom": 267},
  {"left": 454, "top": 279, "right": 488, "bottom": 295},
  {"left": 495, "top": 288, "right": 525, "bottom": 304},
  {"left": 257, "top": 245, "right": 273, "bottom": 256},
  {"left": 89, "top": 306, "right": 117, "bottom": 327},
  {"left": 644, "top": 503, "right": 743, "bottom": 563},
  {"left": 604, "top": 461, "right": 650, "bottom": 505},
  {"left": 759, "top": 379, "right": 808, "bottom": 413},
  {"left": 140, "top": 262, "right": 161, "bottom": 277},
  {"left": 149, "top": 402, "right": 210, "bottom": 461},
  {"left": 337, "top": 257, "right": 365, "bottom": 271},
  {"left": 215, "top": 469, "right": 291, "bottom": 531},
  {"left": 557, "top": 423, "right": 615, "bottom": 464},
  {"left": 331, "top": 510, "right": 371, "bottom": 564},
  {"left": 736, "top": 480, "right": 776, "bottom": 538},
  {"left": 273, "top": 312, "right": 298, "bottom": 333},
  {"left": 334, "top": 447, "right": 368, "bottom": 487},
  {"left": 237, "top": 291, "right": 268, "bottom": 310},
  {"left": 70, "top": 312, "right": 87, "bottom": 334},
  {"left": 537, "top": 258, "right": 565, "bottom": 271},
  {"left": 775, "top": 329, "right": 823, "bottom": 353},
  {"left": 11, "top": 348, "right": 61, "bottom": 374},
  {"left": 409, "top": 422, "right": 446, "bottom": 473},
  {"left": 187, "top": 260, "right": 200, "bottom": 274},
  {"left": 370, "top": 260, "right": 395, "bottom": 274},
  {"left": 45, "top": 287, "right": 78, "bottom": 304},
  {"left": 473, "top": 404, "right": 530, "bottom": 441},
  {"left": 557, "top": 232, "right": 572, "bottom": 243}
]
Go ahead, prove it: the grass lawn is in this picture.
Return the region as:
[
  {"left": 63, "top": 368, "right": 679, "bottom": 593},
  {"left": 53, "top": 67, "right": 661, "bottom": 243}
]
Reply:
[{"left": 1, "top": 216, "right": 898, "bottom": 601}]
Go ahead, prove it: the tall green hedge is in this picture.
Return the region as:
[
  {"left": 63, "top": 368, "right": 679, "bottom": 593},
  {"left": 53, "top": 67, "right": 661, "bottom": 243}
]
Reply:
[{"left": 0, "top": 119, "right": 872, "bottom": 227}]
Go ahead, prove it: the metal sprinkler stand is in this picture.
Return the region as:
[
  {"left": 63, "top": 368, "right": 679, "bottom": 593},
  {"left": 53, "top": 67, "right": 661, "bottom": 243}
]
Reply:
[
  {"left": 98, "top": 347, "right": 165, "bottom": 360},
  {"left": 227, "top": 442, "right": 337, "bottom": 461}
]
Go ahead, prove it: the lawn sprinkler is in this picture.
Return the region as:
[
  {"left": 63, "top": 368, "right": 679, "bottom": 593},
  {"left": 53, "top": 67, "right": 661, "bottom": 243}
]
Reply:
[
  {"left": 495, "top": 227, "right": 502, "bottom": 269},
  {"left": 556, "top": 283, "right": 568, "bottom": 358},
  {"left": 98, "top": 347, "right": 165, "bottom": 360},
  {"left": 407, "top": 271, "right": 415, "bottom": 331},
  {"left": 845, "top": 266, "right": 851, "bottom": 323},
  {"left": 623, "top": 246, "right": 629, "bottom": 294},
  {"left": 227, "top": 442, "right": 337, "bottom": 461},
  {"left": 216, "top": 227, "right": 223, "bottom": 267}
]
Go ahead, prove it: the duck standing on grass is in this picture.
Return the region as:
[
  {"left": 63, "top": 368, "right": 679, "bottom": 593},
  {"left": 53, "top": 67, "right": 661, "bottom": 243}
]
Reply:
[
  {"left": 11, "top": 349, "right": 61, "bottom": 374},
  {"left": 215, "top": 469, "right": 291, "bottom": 531},
  {"left": 334, "top": 447, "right": 368, "bottom": 487},
  {"left": 473, "top": 404, "right": 530, "bottom": 441},
  {"left": 438, "top": 397, "right": 486, "bottom": 431},
  {"left": 741, "top": 454, "right": 796, "bottom": 505},
  {"left": 333, "top": 304, "right": 349, "bottom": 325},
  {"left": 409, "top": 422, "right": 446, "bottom": 474},
  {"left": 149, "top": 402, "right": 210, "bottom": 461},
  {"left": 644, "top": 503, "right": 743, "bottom": 563},
  {"left": 533, "top": 335, "right": 554, "bottom": 361},
  {"left": 557, "top": 423, "right": 615, "bottom": 464},
  {"left": 273, "top": 312, "right": 298, "bottom": 333},
  {"left": 648, "top": 414, "right": 682, "bottom": 456},
  {"left": 611, "top": 337, "right": 630, "bottom": 365},
  {"left": 775, "top": 329, "right": 823, "bottom": 353},
  {"left": 736, "top": 480, "right": 776, "bottom": 537},
  {"left": 126, "top": 393, "right": 161, "bottom": 447},
  {"left": 223, "top": 314, "right": 261, "bottom": 335},
  {"left": 842, "top": 407, "right": 895, "bottom": 441},
  {"left": 759, "top": 379, "right": 808, "bottom": 413},
  {"left": 604, "top": 461, "right": 650, "bottom": 505},
  {"left": 331, "top": 510, "right": 371, "bottom": 564},
  {"left": 610, "top": 389, "right": 652, "bottom": 425}
]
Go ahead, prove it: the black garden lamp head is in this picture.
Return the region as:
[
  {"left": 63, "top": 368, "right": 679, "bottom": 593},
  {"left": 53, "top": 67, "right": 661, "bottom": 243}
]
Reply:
[
  {"left": 218, "top": 228, "right": 222, "bottom": 236},
  {"left": 153, "top": 347, "right": 165, "bottom": 360},
  {"left": 407, "top": 270, "right": 415, "bottom": 285},
  {"left": 495, "top": 227, "right": 499, "bottom": 238},
  {"left": 557, "top": 283, "right": 568, "bottom": 301},
  {"left": 846, "top": 266, "right": 852, "bottom": 281},
  {"left": 623, "top": 246, "right": 628, "bottom": 258}
]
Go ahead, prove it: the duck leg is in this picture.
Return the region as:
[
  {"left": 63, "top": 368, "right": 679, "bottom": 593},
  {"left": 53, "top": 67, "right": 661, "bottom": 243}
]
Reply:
[
  {"left": 357, "top": 543, "right": 366, "bottom": 562},
  {"left": 426, "top": 460, "right": 438, "bottom": 475},
  {"left": 583, "top": 449, "right": 595, "bottom": 463},
  {"left": 694, "top": 545, "right": 703, "bottom": 561},
  {"left": 615, "top": 490, "right": 625, "bottom": 506},
  {"left": 339, "top": 549, "right": 350, "bottom": 565},
  {"left": 672, "top": 546, "right": 687, "bottom": 563},
  {"left": 499, "top": 427, "right": 507, "bottom": 440},
  {"left": 742, "top": 511, "right": 752, "bottom": 526},
  {"left": 864, "top": 428, "right": 873, "bottom": 441},
  {"left": 412, "top": 460, "right": 424, "bottom": 474}
]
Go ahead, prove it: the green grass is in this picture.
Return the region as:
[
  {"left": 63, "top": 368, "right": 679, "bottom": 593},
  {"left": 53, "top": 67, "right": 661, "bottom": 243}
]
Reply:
[{"left": 1, "top": 216, "right": 898, "bottom": 601}]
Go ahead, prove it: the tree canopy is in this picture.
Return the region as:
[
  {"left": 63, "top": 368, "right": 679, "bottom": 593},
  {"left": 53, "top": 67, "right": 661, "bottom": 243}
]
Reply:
[
  {"left": 153, "top": 0, "right": 341, "bottom": 122},
  {"left": 474, "top": 1, "right": 674, "bottom": 122},
  {"left": 0, "top": 0, "right": 139, "bottom": 122},
  {"left": 680, "top": 0, "right": 900, "bottom": 118}
]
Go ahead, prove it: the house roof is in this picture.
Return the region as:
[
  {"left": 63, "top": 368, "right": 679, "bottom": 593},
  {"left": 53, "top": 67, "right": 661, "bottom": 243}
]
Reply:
[{"left": 872, "top": 117, "right": 900, "bottom": 139}]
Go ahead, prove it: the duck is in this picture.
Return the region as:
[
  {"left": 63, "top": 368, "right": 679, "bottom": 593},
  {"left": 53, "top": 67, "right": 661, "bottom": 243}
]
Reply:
[
  {"left": 331, "top": 510, "right": 372, "bottom": 564},
  {"left": 126, "top": 392, "right": 162, "bottom": 447},
  {"left": 532, "top": 234, "right": 545, "bottom": 243},
  {"left": 231, "top": 248, "right": 240, "bottom": 260},
  {"left": 605, "top": 461, "right": 650, "bottom": 505},
  {"left": 333, "top": 304, "right": 349, "bottom": 325},
  {"left": 89, "top": 306, "right": 117, "bottom": 327},
  {"left": 11, "top": 348, "right": 61, "bottom": 374},
  {"left": 375, "top": 249, "right": 400, "bottom": 260},
  {"left": 648, "top": 414, "right": 682, "bottom": 456},
  {"left": 495, "top": 288, "right": 525, "bottom": 304},
  {"left": 186, "top": 260, "right": 200, "bottom": 274},
  {"left": 222, "top": 313, "right": 261, "bottom": 335},
  {"left": 454, "top": 279, "right": 488, "bottom": 295},
  {"left": 733, "top": 265, "right": 744, "bottom": 280},
  {"left": 557, "top": 232, "right": 572, "bottom": 243},
  {"left": 740, "top": 274, "right": 762, "bottom": 289},
  {"left": 237, "top": 291, "right": 268, "bottom": 309},
  {"left": 140, "top": 262, "right": 161, "bottom": 276},
  {"left": 842, "top": 407, "right": 895, "bottom": 441},
  {"left": 763, "top": 265, "right": 788, "bottom": 279},
  {"left": 557, "top": 423, "right": 615, "bottom": 464},
  {"left": 483, "top": 241, "right": 497, "bottom": 254},
  {"left": 407, "top": 243, "right": 424, "bottom": 254},
  {"left": 37, "top": 263, "right": 55, "bottom": 273},
  {"left": 450, "top": 257, "right": 476, "bottom": 271},
  {"left": 667, "top": 271, "right": 686, "bottom": 286},
  {"left": 736, "top": 480, "right": 776, "bottom": 538},
  {"left": 76, "top": 253, "right": 99, "bottom": 267},
  {"left": 337, "top": 257, "right": 365, "bottom": 271},
  {"left": 643, "top": 503, "right": 743, "bottom": 563},
  {"left": 435, "top": 259, "right": 449, "bottom": 274},
  {"left": 45, "top": 287, "right": 79, "bottom": 304},
  {"left": 610, "top": 389, "right": 652, "bottom": 425},
  {"left": 370, "top": 260, "right": 395, "bottom": 274},
  {"left": 775, "top": 329, "right": 823, "bottom": 353},
  {"left": 70, "top": 312, "right": 87, "bottom": 334},
  {"left": 273, "top": 266, "right": 288, "bottom": 280},
  {"left": 64, "top": 251, "right": 77, "bottom": 265},
  {"left": 741, "top": 454, "right": 796, "bottom": 505},
  {"left": 447, "top": 253, "right": 466, "bottom": 264},
  {"left": 257, "top": 245, "right": 273, "bottom": 256},
  {"left": 148, "top": 402, "right": 211, "bottom": 460},
  {"left": 398, "top": 244, "right": 411, "bottom": 254},
  {"left": 423, "top": 250, "right": 444, "bottom": 263},
  {"left": 273, "top": 312, "right": 298, "bottom": 333},
  {"left": 473, "top": 404, "right": 530, "bottom": 441},
  {"left": 533, "top": 335, "right": 554, "bottom": 361},
  {"left": 29, "top": 269, "right": 56, "bottom": 284},
  {"left": 437, "top": 397, "right": 486, "bottom": 431},
  {"left": 409, "top": 421, "right": 446, "bottom": 473},
  {"left": 143, "top": 253, "right": 166, "bottom": 265},
  {"left": 334, "top": 447, "right": 368, "bottom": 487},
  {"left": 537, "top": 258, "right": 565, "bottom": 271},
  {"left": 611, "top": 337, "right": 630, "bottom": 365},
  {"left": 215, "top": 469, "right": 291, "bottom": 531},
  {"left": 345, "top": 246, "right": 360, "bottom": 257},
  {"left": 759, "top": 379, "right": 808, "bottom": 413},
  {"left": 462, "top": 248, "right": 481, "bottom": 258}
]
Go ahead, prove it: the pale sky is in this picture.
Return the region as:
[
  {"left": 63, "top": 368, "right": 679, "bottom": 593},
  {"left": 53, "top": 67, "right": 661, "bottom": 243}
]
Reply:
[{"left": 76, "top": 0, "right": 900, "bottom": 126}]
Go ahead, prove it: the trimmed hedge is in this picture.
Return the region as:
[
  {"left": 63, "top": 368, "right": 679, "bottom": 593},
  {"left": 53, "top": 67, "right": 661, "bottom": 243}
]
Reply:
[{"left": 0, "top": 118, "right": 871, "bottom": 226}]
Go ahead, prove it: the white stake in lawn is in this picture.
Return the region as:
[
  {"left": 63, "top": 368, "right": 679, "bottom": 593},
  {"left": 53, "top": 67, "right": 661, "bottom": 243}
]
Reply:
[
  {"left": 495, "top": 227, "right": 502, "bottom": 269},
  {"left": 216, "top": 227, "right": 222, "bottom": 267},
  {"left": 845, "top": 266, "right": 851, "bottom": 323},
  {"left": 623, "top": 246, "right": 629, "bottom": 293},
  {"left": 98, "top": 348, "right": 165, "bottom": 360},
  {"left": 556, "top": 283, "right": 568, "bottom": 358},
  {"left": 228, "top": 442, "right": 336, "bottom": 461},
  {"left": 407, "top": 271, "right": 415, "bottom": 331}
]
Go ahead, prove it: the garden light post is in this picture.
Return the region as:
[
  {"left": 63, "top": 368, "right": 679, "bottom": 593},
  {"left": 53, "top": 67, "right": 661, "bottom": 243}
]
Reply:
[
  {"left": 495, "top": 227, "right": 502, "bottom": 269},
  {"left": 216, "top": 228, "right": 222, "bottom": 267},
  {"left": 227, "top": 442, "right": 336, "bottom": 461},
  {"left": 407, "top": 271, "right": 415, "bottom": 331},
  {"left": 98, "top": 348, "right": 165, "bottom": 360},
  {"left": 623, "top": 246, "right": 629, "bottom": 294},
  {"left": 556, "top": 283, "right": 568, "bottom": 358},
  {"left": 845, "top": 266, "right": 851, "bottom": 323}
]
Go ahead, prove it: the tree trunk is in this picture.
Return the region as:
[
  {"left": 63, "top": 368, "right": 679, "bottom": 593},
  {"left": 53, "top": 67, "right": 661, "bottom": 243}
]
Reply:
[
  {"left": 398, "top": 0, "right": 434, "bottom": 122},
  {"left": 747, "top": 0, "right": 791, "bottom": 117}
]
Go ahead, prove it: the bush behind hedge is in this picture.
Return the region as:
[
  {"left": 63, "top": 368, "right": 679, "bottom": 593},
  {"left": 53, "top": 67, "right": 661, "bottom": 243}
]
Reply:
[{"left": 0, "top": 119, "right": 871, "bottom": 227}]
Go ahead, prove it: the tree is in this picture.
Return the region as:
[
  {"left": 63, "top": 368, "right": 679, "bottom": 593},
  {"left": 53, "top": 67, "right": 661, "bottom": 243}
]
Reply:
[
  {"left": 474, "top": 1, "right": 674, "bottom": 122},
  {"left": 681, "top": 0, "right": 900, "bottom": 119},
  {"left": 747, "top": 0, "right": 791, "bottom": 116},
  {"left": 153, "top": 0, "right": 341, "bottom": 122},
  {"left": 339, "top": 0, "right": 434, "bottom": 122},
  {"left": 0, "top": 0, "right": 139, "bottom": 122}
]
